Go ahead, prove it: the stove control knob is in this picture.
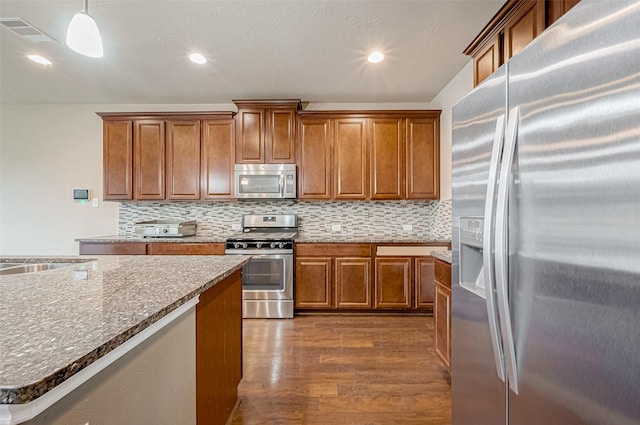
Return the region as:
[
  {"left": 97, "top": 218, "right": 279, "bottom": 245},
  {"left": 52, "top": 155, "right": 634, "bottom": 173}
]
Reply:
[
  {"left": 270, "top": 242, "right": 277, "bottom": 249},
  {"left": 234, "top": 242, "right": 245, "bottom": 249},
  {"left": 256, "top": 242, "right": 262, "bottom": 249},
  {"left": 242, "top": 242, "right": 248, "bottom": 249},
  {"left": 277, "top": 242, "right": 285, "bottom": 249}
]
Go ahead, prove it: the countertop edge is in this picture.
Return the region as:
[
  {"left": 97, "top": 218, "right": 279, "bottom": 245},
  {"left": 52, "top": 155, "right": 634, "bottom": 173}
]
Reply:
[
  {"left": 430, "top": 251, "right": 452, "bottom": 264},
  {"left": 0, "top": 258, "right": 249, "bottom": 407}
]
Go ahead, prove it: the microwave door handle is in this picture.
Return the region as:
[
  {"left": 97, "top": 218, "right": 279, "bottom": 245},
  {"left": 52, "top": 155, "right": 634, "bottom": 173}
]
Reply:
[{"left": 279, "top": 174, "right": 285, "bottom": 196}]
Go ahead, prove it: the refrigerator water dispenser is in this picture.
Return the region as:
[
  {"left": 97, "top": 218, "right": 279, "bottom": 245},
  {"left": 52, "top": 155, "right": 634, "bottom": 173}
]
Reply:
[{"left": 459, "top": 217, "right": 486, "bottom": 298}]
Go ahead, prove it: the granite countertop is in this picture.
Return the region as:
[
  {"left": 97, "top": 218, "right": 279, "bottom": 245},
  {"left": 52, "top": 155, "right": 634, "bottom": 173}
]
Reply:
[
  {"left": 77, "top": 234, "right": 451, "bottom": 245},
  {"left": 431, "top": 250, "right": 452, "bottom": 264},
  {"left": 0, "top": 254, "right": 249, "bottom": 405}
]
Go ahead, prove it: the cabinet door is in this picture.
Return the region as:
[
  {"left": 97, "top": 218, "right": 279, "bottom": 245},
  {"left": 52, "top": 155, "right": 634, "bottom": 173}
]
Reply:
[
  {"left": 297, "top": 118, "right": 332, "bottom": 199},
  {"left": 473, "top": 34, "right": 501, "bottom": 86},
  {"left": 79, "top": 242, "right": 147, "bottom": 255},
  {"left": 547, "top": 0, "right": 580, "bottom": 26},
  {"left": 370, "top": 118, "right": 404, "bottom": 200},
  {"left": 266, "top": 109, "right": 296, "bottom": 163},
  {"left": 503, "top": 0, "right": 546, "bottom": 62},
  {"left": 295, "top": 257, "right": 333, "bottom": 309},
  {"left": 335, "top": 258, "right": 372, "bottom": 309},
  {"left": 334, "top": 118, "right": 368, "bottom": 199},
  {"left": 415, "top": 257, "right": 436, "bottom": 309},
  {"left": 235, "top": 108, "right": 264, "bottom": 163},
  {"left": 375, "top": 258, "right": 411, "bottom": 309},
  {"left": 103, "top": 120, "right": 133, "bottom": 200},
  {"left": 406, "top": 117, "right": 439, "bottom": 199},
  {"left": 166, "top": 120, "right": 201, "bottom": 200},
  {"left": 202, "top": 120, "right": 235, "bottom": 199},
  {"left": 134, "top": 120, "right": 165, "bottom": 200},
  {"left": 435, "top": 282, "right": 451, "bottom": 371}
]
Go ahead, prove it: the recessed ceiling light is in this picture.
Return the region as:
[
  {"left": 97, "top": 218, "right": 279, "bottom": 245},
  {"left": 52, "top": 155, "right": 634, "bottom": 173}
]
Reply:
[
  {"left": 368, "top": 51, "right": 384, "bottom": 64},
  {"left": 189, "top": 53, "right": 207, "bottom": 64},
  {"left": 27, "top": 54, "right": 52, "bottom": 66}
]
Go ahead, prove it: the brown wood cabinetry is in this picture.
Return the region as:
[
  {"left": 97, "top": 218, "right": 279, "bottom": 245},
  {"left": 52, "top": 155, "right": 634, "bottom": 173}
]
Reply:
[
  {"left": 146, "top": 243, "right": 225, "bottom": 255},
  {"left": 297, "top": 118, "right": 332, "bottom": 199},
  {"left": 415, "top": 257, "right": 436, "bottom": 308},
  {"left": 334, "top": 118, "right": 369, "bottom": 199},
  {"left": 335, "top": 258, "right": 372, "bottom": 309},
  {"left": 434, "top": 259, "right": 451, "bottom": 372},
  {"left": 233, "top": 100, "right": 301, "bottom": 164},
  {"left": 134, "top": 120, "right": 165, "bottom": 200},
  {"left": 466, "top": 0, "right": 579, "bottom": 86},
  {"left": 166, "top": 120, "right": 200, "bottom": 200},
  {"left": 98, "top": 112, "right": 236, "bottom": 201},
  {"left": 78, "top": 241, "right": 225, "bottom": 255},
  {"left": 297, "top": 111, "right": 440, "bottom": 201},
  {"left": 375, "top": 258, "right": 412, "bottom": 309},
  {"left": 103, "top": 120, "right": 133, "bottom": 200},
  {"left": 370, "top": 118, "right": 404, "bottom": 200},
  {"left": 79, "top": 242, "right": 147, "bottom": 255},
  {"left": 196, "top": 269, "right": 242, "bottom": 425},
  {"left": 295, "top": 257, "right": 333, "bottom": 309},
  {"left": 201, "top": 120, "right": 236, "bottom": 199}
]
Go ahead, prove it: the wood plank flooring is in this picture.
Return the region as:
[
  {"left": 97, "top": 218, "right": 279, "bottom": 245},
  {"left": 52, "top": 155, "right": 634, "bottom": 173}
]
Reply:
[{"left": 229, "top": 315, "right": 451, "bottom": 425}]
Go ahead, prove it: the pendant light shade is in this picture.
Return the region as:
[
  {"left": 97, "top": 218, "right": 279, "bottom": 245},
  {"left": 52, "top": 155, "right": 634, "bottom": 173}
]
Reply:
[{"left": 66, "top": 0, "right": 103, "bottom": 58}]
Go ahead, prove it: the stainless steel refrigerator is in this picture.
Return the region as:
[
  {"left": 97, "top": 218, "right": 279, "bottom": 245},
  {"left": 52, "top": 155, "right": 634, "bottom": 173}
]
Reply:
[{"left": 451, "top": 1, "right": 640, "bottom": 424}]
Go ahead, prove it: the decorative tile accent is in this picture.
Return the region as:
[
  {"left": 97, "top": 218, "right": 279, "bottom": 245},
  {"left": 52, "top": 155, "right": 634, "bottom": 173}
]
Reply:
[{"left": 118, "top": 199, "right": 452, "bottom": 241}]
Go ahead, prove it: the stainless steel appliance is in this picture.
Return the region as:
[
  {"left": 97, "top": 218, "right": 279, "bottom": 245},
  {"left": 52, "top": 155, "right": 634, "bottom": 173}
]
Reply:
[
  {"left": 234, "top": 164, "right": 296, "bottom": 199},
  {"left": 452, "top": 1, "right": 640, "bottom": 424},
  {"left": 225, "top": 214, "right": 297, "bottom": 318},
  {"left": 134, "top": 220, "right": 196, "bottom": 238}
]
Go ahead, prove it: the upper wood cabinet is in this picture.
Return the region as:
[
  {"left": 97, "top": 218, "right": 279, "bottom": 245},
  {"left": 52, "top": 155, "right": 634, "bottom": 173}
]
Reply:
[
  {"left": 297, "top": 118, "right": 332, "bottom": 199},
  {"left": 103, "top": 120, "right": 133, "bottom": 200},
  {"left": 98, "top": 112, "right": 236, "bottom": 201},
  {"left": 134, "top": 120, "right": 165, "bottom": 200},
  {"left": 465, "top": 0, "right": 579, "bottom": 86},
  {"left": 166, "top": 120, "right": 201, "bottom": 200},
  {"left": 369, "top": 118, "right": 404, "bottom": 200},
  {"left": 233, "top": 100, "right": 301, "bottom": 164},
  {"left": 334, "top": 118, "right": 368, "bottom": 200},
  {"left": 297, "top": 111, "right": 440, "bottom": 201},
  {"left": 201, "top": 120, "right": 236, "bottom": 199}
]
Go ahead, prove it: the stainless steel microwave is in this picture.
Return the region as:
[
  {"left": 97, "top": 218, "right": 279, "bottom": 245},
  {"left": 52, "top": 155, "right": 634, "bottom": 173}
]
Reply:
[{"left": 234, "top": 164, "right": 297, "bottom": 199}]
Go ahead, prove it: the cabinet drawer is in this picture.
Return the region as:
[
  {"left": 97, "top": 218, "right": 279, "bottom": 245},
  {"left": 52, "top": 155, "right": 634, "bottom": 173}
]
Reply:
[
  {"left": 296, "top": 243, "right": 371, "bottom": 257},
  {"left": 79, "top": 242, "right": 147, "bottom": 255},
  {"left": 147, "top": 243, "right": 225, "bottom": 255},
  {"left": 434, "top": 259, "right": 451, "bottom": 287}
]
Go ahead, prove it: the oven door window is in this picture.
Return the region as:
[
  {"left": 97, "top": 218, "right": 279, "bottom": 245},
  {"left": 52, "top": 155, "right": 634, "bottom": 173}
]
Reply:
[
  {"left": 242, "top": 257, "right": 285, "bottom": 291},
  {"left": 238, "top": 174, "right": 281, "bottom": 194}
]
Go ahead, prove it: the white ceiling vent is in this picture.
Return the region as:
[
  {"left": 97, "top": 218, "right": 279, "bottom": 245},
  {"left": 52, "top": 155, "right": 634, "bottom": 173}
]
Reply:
[{"left": 0, "top": 17, "right": 56, "bottom": 43}]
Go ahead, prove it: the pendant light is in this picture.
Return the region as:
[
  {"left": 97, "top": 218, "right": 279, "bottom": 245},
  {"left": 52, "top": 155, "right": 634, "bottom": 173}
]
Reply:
[{"left": 66, "top": 0, "right": 103, "bottom": 58}]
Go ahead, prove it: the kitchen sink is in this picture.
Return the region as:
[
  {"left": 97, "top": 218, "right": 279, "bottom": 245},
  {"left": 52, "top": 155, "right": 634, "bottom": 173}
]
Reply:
[{"left": 0, "top": 262, "right": 90, "bottom": 276}]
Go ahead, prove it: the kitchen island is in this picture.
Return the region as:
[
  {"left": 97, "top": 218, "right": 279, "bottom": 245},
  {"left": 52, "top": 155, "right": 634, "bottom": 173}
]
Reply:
[{"left": 0, "top": 255, "right": 249, "bottom": 425}]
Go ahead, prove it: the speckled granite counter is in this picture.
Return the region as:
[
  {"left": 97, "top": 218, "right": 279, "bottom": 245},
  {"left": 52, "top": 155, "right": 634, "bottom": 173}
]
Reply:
[
  {"left": 0, "top": 255, "right": 249, "bottom": 405},
  {"left": 431, "top": 250, "right": 452, "bottom": 264},
  {"left": 76, "top": 234, "right": 451, "bottom": 245}
]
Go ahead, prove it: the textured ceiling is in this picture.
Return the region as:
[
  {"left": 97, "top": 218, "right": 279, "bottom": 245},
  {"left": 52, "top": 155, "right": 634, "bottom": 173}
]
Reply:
[{"left": 0, "top": 1, "right": 504, "bottom": 105}]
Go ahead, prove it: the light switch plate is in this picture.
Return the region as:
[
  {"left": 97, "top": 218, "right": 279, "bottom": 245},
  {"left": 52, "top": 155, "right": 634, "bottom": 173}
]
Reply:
[
  {"left": 402, "top": 224, "right": 413, "bottom": 231},
  {"left": 331, "top": 224, "right": 342, "bottom": 232},
  {"left": 231, "top": 223, "right": 242, "bottom": 231}
]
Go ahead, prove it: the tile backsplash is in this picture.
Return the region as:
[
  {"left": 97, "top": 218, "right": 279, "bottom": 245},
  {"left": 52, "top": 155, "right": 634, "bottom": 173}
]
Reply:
[{"left": 119, "top": 199, "right": 452, "bottom": 240}]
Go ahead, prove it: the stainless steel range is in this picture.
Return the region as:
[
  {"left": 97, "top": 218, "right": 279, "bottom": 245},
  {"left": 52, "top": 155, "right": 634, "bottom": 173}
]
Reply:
[{"left": 225, "top": 214, "right": 297, "bottom": 319}]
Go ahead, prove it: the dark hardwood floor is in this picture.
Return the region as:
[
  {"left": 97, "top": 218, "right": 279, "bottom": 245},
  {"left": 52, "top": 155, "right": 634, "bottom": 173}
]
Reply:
[{"left": 229, "top": 315, "right": 451, "bottom": 425}]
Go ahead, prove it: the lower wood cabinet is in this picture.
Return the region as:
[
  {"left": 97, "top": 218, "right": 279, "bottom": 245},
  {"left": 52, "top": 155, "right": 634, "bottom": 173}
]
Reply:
[
  {"left": 295, "top": 243, "right": 443, "bottom": 313},
  {"left": 434, "top": 259, "right": 452, "bottom": 372},
  {"left": 79, "top": 242, "right": 225, "bottom": 256}
]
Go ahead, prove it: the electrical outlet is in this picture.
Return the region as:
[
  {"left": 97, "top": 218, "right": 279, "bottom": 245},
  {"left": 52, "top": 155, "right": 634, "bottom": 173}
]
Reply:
[
  {"left": 92, "top": 198, "right": 99, "bottom": 208},
  {"left": 231, "top": 223, "right": 242, "bottom": 231},
  {"left": 402, "top": 224, "right": 413, "bottom": 231},
  {"left": 331, "top": 224, "right": 342, "bottom": 232}
]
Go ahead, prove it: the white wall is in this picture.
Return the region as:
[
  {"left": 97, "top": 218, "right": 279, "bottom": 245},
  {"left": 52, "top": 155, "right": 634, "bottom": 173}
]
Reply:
[
  {"left": 431, "top": 61, "right": 474, "bottom": 200},
  {"left": 0, "top": 70, "right": 473, "bottom": 255}
]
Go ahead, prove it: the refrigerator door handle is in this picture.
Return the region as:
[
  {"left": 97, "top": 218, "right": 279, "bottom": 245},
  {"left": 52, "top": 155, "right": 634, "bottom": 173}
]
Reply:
[
  {"left": 483, "top": 114, "right": 506, "bottom": 382},
  {"left": 495, "top": 107, "right": 520, "bottom": 395}
]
